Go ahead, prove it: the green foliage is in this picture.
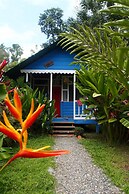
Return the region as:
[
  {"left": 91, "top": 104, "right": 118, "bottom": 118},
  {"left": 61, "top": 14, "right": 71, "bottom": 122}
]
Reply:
[
  {"left": 77, "top": 0, "right": 107, "bottom": 27},
  {"left": 59, "top": 20, "right": 129, "bottom": 142},
  {"left": 0, "top": 61, "right": 9, "bottom": 161},
  {"left": 100, "top": 0, "right": 129, "bottom": 37},
  {"left": 99, "top": 0, "right": 129, "bottom": 131},
  {"left": 120, "top": 118, "right": 129, "bottom": 129},
  {"left": 18, "top": 86, "right": 55, "bottom": 134},
  {"left": 0, "top": 136, "right": 55, "bottom": 194},
  {"left": 0, "top": 44, "right": 9, "bottom": 63},
  {"left": 59, "top": 25, "right": 129, "bottom": 90},
  {"left": 0, "top": 133, "right": 12, "bottom": 161},
  {"left": 39, "top": 8, "right": 65, "bottom": 44},
  {"left": 76, "top": 67, "right": 129, "bottom": 143},
  {"left": 74, "top": 126, "right": 84, "bottom": 136},
  {"left": 9, "top": 44, "right": 23, "bottom": 62},
  {"left": 0, "top": 141, "right": 14, "bottom": 161},
  {"left": 0, "top": 84, "right": 6, "bottom": 102},
  {"left": 6, "top": 77, "right": 55, "bottom": 135}
]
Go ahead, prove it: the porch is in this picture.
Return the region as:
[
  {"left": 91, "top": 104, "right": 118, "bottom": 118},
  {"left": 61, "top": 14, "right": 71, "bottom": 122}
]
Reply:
[{"left": 23, "top": 71, "right": 98, "bottom": 132}]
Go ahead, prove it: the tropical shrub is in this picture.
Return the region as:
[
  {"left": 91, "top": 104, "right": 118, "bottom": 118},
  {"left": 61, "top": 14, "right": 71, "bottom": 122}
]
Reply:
[
  {"left": 74, "top": 126, "right": 85, "bottom": 137},
  {"left": 76, "top": 66, "right": 129, "bottom": 143},
  {"left": 59, "top": 0, "right": 129, "bottom": 143},
  {"left": 100, "top": 0, "right": 129, "bottom": 132},
  {"left": 20, "top": 87, "right": 55, "bottom": 134},
  {"left": 7, "top": 77, "right": 55, "bottom": 134},
  {"left": 0, "top": 60, "right": 13, "bottom": 160},
  {"left": 0, "top": 89, "right": 68, "bottom": 171}
]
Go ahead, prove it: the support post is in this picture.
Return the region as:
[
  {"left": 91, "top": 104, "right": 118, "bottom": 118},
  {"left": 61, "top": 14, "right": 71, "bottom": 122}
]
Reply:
[
  {"left": 73, "top": 73, "right": 76, "bottom": 120},
  {"left": 25, "top": 73, "right": 28, "bottom": 82},
  {"left": 50, "top": 73, "right": 53, "bottom": 101}
]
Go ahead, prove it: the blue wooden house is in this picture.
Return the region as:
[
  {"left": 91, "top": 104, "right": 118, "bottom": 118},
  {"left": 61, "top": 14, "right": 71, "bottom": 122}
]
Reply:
[{"left": 7, "top": 43, "right": 99, "bottom": 134}]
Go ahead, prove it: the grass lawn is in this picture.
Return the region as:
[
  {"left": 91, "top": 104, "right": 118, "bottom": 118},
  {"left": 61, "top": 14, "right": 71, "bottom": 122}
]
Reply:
[
  {"left": 0, "top": 135, "right": 55, "bottom": 194},
  {"left": 80, "top": 133, "right": 129, "bottom": 194}
]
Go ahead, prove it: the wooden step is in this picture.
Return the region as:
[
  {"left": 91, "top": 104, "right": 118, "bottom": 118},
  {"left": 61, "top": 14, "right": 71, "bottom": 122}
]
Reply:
[
  {"left": 52, "top": 134, "right": 74, "bottom": 137},
  {"left": 52, "top": 126, "right": 75, "bottom": 129},
  {"left": 51, "top": 121, "right": 75, "bottom": 137},
  {"left": 52, "top": 122, "right": 74, "bottom": 125},
  {"left": 52, "top": 129, "right": 75, "bottom": 134}
]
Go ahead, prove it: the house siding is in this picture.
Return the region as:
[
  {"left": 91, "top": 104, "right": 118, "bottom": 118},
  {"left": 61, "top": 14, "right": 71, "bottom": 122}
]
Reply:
[{"left": 24, "top": 47, "right": 79, "bottom": 71}]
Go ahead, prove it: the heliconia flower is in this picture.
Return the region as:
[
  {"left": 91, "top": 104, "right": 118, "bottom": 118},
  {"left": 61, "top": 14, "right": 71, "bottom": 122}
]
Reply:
[
  {"left": 0, "top": 147, "right": 69, "bottom": 171},
  {"left": 14, "top": 88, "right": 22, "bottom": 118},
  {"left": 0, "top": 122, "right": 21, "bottom": 143},
  {"left": 4, "top": 95, "right": 21, "bottom": 122},
  {"left": 0, "top": 88, "right": 69, "bottom": 171},
  {"left": 22, "top": 104, "right": 45, "bottom": 133}
]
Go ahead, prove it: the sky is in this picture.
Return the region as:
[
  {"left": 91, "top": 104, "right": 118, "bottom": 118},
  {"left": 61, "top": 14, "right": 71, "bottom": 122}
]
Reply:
[{"left": 0, "top": 0, "right": 80, "bottom": 58}]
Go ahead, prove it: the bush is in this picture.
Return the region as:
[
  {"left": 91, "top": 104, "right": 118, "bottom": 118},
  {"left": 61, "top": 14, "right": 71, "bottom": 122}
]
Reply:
[{"left": 74, "top": 126, "right": 84, "bottom": 137}]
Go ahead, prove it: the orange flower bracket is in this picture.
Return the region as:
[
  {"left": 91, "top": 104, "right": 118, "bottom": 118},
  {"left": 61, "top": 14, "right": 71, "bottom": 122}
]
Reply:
[{"left": 0, "top": 89, "right": 69, "bottom": 171}]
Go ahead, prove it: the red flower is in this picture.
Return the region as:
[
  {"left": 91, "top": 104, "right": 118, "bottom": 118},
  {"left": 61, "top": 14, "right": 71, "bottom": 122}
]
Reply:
[{"left": 0, "top": 60, "right": 8, "bottom": 71}]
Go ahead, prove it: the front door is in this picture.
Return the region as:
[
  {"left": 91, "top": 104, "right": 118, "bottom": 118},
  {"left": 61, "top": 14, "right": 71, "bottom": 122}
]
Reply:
[{"left": 52, "top": 86, "right": 61, "bottom": 117}]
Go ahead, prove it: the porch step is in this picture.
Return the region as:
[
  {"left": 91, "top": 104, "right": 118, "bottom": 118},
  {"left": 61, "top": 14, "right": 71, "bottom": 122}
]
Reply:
[
  {"left": 53, "top": 126, "right": 75, "bottom": 129},
  {"left": 51, "top": 122, "right": 75, "bottom": 137},
  {"left": 52, "top": 134, "right": 74, "bottom": 137}
]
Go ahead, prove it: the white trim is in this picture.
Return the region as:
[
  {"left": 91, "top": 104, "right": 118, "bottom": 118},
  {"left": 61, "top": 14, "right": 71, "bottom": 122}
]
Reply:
[
  {"left": 50, "top": 73, "right": 53, "bottom": 101},
  {"left": 74, "top": 117, "right": 96, "bottom": 120},
  {"left": 25, "top": 73, "right": 28, "bottom": 82},
  {"left": 62, "top": 76, "right": 69, "bottom": 102},
  {"left": 21, "top": 69, "right": 76, "bottom": 74},
  {"left": 73, "top": 73, "right": 76, "bottom": 120}
]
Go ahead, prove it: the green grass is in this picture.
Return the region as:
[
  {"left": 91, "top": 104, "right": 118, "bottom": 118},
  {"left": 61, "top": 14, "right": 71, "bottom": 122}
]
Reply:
[
  {"left": 80, "top": 133, "right": 129, "bottom": 194},
  {"left": 0, "top": 135, "right": 55, "bottom": 194}
]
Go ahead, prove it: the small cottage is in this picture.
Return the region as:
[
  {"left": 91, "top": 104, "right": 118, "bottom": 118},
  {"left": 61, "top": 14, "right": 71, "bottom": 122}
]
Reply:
[{"left": 7, "top": 43, "right": 99, "bottom": 133}]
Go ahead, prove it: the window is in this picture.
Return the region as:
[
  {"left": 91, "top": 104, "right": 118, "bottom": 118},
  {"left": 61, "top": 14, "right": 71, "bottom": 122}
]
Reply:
[{"left": 33, "top": 77, "right": 49, "bottom": 97}]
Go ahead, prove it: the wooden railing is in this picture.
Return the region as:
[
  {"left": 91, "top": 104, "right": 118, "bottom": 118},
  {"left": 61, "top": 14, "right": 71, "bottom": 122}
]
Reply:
[{"left": 75, "top": 100, "right": 92, "bottom": 119}]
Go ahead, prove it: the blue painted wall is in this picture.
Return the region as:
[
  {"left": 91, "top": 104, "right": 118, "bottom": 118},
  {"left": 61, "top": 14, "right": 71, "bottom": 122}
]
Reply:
[
  {"left": 24, "top": 47, "right": 80, "bottom": 71},
  {"left": 61, "top": 102, "right": 73, "bottom": 117}
]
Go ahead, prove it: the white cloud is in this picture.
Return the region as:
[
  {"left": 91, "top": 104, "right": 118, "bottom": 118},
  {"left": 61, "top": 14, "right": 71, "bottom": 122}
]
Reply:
[
  {"left": 0, "top": 25, "right": 44, "bottom": 57},
  {"left": 24, "top": 0, "right": 63, "bottom": 6},
  {"left": 0, "top": 0, "right": 8, "bottom": 9},
  {"left": 0, "top": 25, "right": 35, "bottom": 45},
  {"left": 22, "top": 43, "right": 42, "bottom": 58},
  {"left": 24, "top": 0, "right": 80, "bottom": 19},
  {"left": 0, "top": 0, "right": 81, "bottom": 58}
]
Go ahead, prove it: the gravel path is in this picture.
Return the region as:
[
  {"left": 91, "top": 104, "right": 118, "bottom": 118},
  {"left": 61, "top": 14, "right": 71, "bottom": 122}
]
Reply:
[{"left": 53, "top": 136, "right": 124, "bottom": 194}]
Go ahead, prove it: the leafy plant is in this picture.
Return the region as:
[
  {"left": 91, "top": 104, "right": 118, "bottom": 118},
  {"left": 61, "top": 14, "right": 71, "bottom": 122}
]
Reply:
[
  {"left": 74, "top": 126, "right": 84, "bottom": 137},
  {"left": 76, "top": 66, "right": 128, "bottom": 143},
  {"left": 8, "top": 77, "right": 55, "bottom": 134},
  {"left": 0, "top": 84, "right": 6, "bottom": 102},
  {"left": 99, "top": 0, "right": 129, "bottom": 131},
  {"left": 0, "top": 60, "right": 11, "bottom": 161},
  {"left": 59, "top": 22, "right": 129, "bottom": 143},
  {"left": 59, "top": 25, "right": 129, "bottom": 90},
  {"left": 0, "top": 89, "right": 69, "bottom": 171},
  {"left": 100, "top": 0, "right": 129, "bottom": 38},
  {"left": 18, "top": 86, "right": 55, "bottom": 134}
]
